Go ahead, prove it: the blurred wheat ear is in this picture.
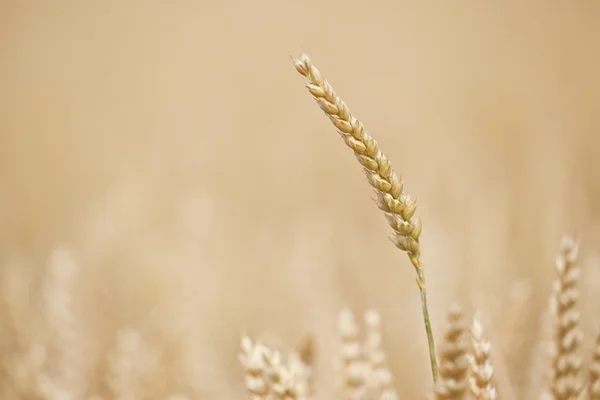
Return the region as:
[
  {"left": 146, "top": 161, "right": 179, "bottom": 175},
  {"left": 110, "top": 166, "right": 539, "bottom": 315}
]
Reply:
[
  {"left": 291, "top": 52, "right": 438, "bottom": 382},
  {"left": 469, "top": 313, "right": 498, "bottom": 400},
  {"left": 433, "top": 305, "right": 469, "bottom": 400},
  {"left": 549, "top": 236, "right": 583, "bottom": 400}
]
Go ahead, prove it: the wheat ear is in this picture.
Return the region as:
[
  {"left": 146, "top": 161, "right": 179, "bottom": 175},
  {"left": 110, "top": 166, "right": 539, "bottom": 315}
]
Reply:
[
  {"left": 292, "top": 52, "right": 437, "bottom": 382},
  {"left": 433, "top": 305, "right": 469, "bottom": 400},
  {"left": 469, "top": 313, "right": 497, "bottom": 400},
  {"left": 549, "top": 236, "right": 583, "bottom": 400},
  {"left": 364, "top": 310, "right": 397, "bottom": 400},
  {"left": 338, "top": 309, "right": 368, "bottom": 400}
]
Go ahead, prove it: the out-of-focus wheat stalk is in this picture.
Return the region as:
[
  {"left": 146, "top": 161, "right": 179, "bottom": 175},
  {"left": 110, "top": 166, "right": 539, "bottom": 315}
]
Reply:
[
  {"left": 468, "top": 313, "right": 497, "bottom": 400},
  {"left": 433, "top": 305, "right": 469, "bottom": 400},
  {"left": 549, "top": 236, "right": 583, "bottom": 400},
  {"left": 292, "top": 52, "right": 437, "bottom": 382}
]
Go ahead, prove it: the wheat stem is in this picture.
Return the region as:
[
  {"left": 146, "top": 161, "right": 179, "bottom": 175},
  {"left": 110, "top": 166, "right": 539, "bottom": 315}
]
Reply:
[
  {"left": 292, "top": 52, "right": 438, "bottom": 382},
  {"left": 415, "top": 265, "right": 437, "bottom": 381}
]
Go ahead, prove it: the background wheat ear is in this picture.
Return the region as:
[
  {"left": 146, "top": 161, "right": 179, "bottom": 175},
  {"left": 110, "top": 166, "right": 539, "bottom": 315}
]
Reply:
[
  {"left": 469, "top": 313, "right": 497, "bottom": 400},
  {"left": 433, "top": 304, "right": 470, "bottom": 400},
  {"left": 549, "top": 236, "right": 583, "bottom": 400},
  {"left": 337, "top": 309, "right": 368, "bottom": 400},
  {"left": 291, "top": 52, "right": 438, "bottom": 383},
  {"left": 363, "top": 310, "right": 398, "bottom": 400}
]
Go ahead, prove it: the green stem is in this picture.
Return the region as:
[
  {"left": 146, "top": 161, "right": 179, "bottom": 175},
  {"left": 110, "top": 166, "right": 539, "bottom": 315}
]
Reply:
[{"left": 416, "top": 266, "right": 438, "bottom": 382}]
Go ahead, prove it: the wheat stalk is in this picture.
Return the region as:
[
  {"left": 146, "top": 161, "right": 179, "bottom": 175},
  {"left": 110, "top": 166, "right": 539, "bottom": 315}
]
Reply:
[{"left": 292, "top": 52, "right": 437, "bottom": 382}]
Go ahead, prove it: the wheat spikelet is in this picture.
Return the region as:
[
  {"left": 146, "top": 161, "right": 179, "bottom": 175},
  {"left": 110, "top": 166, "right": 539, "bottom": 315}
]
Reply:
[
  {"left": 468, "top": 313, "right": 497, "bottom": 400},
  {"left": 549, "top": 236, "right": 583, "bottom": 400},
  {"left": 588, "top": 332, "right": 600, "bottom": 399},
  {"left": 433, "top": 305, "right": 469, "bottom": 400},
  {"left": 292, "top": 52, "right": 438, "bottom": 382}
]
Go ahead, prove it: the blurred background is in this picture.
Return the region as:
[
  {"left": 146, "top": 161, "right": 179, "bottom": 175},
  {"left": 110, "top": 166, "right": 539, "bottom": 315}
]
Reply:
[{"left": 1, "top": 1, "right": 600, "bottom": 398}]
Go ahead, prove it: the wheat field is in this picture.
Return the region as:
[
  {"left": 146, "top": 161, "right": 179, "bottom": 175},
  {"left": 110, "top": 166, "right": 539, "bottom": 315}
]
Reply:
[{"left": 1, "top": 1, "right": 600, "bottom": 399}]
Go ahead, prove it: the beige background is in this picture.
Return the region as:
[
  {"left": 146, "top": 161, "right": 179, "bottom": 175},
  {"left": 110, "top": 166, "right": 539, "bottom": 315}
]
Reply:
[{"left": 1, "top": 1, "right": 600, "bottom": 398}]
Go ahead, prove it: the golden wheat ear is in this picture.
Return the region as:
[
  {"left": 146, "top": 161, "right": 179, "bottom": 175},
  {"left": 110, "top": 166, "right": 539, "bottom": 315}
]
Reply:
[
  {"left": 292, "top": 52, "right": 438, "bottom": 382},
  {"left": 549, "top": 236, "right": 583, "bottom": 400},
  {"left": 433, "top": 304, "right": 470, "bottom": 400}
]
